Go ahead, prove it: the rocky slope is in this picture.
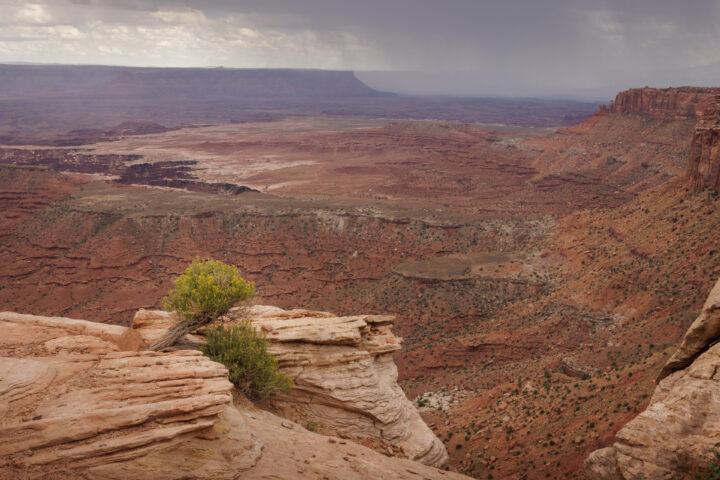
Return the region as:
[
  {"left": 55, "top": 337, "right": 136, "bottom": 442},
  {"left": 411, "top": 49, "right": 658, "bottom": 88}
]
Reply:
[
  {"left": 585, "top": 277, "right": 720, "bottom": 479},
  {"left": 688, "top": 94, "right": 720, "bottom": 191},
  {"left": 0, "top": 310, "right": 469, "bottom": 480},
  {"left": 600, "top": 87, "right": 720, "bottom": 119},
  {"left": 132, "top": 305, "right": 449, "bottom": 468}
]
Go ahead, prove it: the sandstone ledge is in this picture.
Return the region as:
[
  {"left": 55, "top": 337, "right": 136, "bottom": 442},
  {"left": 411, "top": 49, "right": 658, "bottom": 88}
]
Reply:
[
  {"left": 0, "top": 310, "right": 467, "bottom": 479},
  {"left": 132, "top": 305, "right": 450, "bottom": 468}
]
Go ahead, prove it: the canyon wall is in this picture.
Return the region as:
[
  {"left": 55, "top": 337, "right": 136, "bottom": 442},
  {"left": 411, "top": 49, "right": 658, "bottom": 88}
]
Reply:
[
  {"left": 599, "top": 87, "right": 720, "bottom": 119},
  {"left": 585, "top": 277, "right": 720, "bottom": 479},
  {"left": 0, "top": 310, "right": 469, "bottom": 480},
  {"left": 687, "top": 95, "right": 720, "bottom": 191}
]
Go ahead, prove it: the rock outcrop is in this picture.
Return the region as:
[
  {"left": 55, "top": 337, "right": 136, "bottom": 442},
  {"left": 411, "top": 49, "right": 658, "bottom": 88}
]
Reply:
[
  {"left": 687, "top": 95, "right": 720, "bottom": 191},
  {"left": 602, "top": 87, "right": 720, "bottom": 119},
  {"left": 0, "top": 310, "right": 470, "bottom": 480},
  {"left": 585, "top": 277, "right": 720, "bottom": 479},
  {"left": 132, "top": 305, "right": 450, "bottom": 468}
]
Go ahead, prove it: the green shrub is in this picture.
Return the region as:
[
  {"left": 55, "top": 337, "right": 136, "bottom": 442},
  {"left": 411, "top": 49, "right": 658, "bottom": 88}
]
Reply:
[
  {"left": 707, "top": 448, "right": 720, "bottom": 480},
  {"left": 164, "top": 258, "right": 255, "bottom": 324},
  {"left": 202, "top": 322, "right": 292, "bottom": 400}
]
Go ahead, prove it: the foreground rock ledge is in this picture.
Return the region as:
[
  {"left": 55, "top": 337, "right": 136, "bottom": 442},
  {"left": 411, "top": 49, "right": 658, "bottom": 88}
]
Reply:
[
  {"left": 0, "top": 311, "right": 467, "bottom": 480},
  {"left": 585, "top": 277, "right": 720, "bottom": 479},
  {"left": 132, "top": 304, "right": 450, "bottom": 468}
]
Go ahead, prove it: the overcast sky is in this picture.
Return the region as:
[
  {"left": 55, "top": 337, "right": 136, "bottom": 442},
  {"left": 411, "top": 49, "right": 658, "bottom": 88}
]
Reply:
[{"left": 1, "top": 0, "right": 719, "bottom": 98}]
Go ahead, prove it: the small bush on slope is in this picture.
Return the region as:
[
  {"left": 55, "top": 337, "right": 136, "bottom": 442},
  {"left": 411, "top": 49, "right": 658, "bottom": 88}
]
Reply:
[
  {"left": 705, "top": 448, "right": 720, "bottom": 480},
  {"left": 151, "top": 258, "right": 254, "bottom": 350},
  {"left": 202, "top": 322, "right": 293, "bottom": 400},
  {"left": 164, "top": 258, "right": 255, "bottom": 324}
]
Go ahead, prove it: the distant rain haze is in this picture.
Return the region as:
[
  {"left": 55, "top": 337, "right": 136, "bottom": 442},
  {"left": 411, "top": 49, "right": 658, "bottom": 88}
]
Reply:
[{"left": 1, "top": 0, "right": 719, "bottom": 99}]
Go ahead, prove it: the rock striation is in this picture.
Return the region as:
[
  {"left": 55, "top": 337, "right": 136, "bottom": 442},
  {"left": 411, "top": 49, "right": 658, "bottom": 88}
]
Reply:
[
  {"left": 132, "top": 305, "right": 450, "bottom": 468},
  {"left": 599, "top": 87, "right": 720, "bottom": 119},
  {"left": 687, "top": 95, "right": 720, "bottom": 191},
  {"left": 0, "top": 310, "right": 470, "bottom": 480},
  {"left": 585, "top": 277, "right": 720, "bottom": 479}
]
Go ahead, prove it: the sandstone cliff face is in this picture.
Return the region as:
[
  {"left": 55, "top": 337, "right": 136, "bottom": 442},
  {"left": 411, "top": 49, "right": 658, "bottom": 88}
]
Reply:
[
  {"left": 602, "top": 87, "right": 720, "bottom": 119},
  {"left": 132, "top": 305, "right": 450, "bottom": 468},
  {"left": 585, "top": 277, "right": 720, "bottom": 479},
  {"left": 687, "top": 95, "right": 720, "bottom": 191},
  {"left": 0, "top": 311, "right": 469, "bottom": 480}
]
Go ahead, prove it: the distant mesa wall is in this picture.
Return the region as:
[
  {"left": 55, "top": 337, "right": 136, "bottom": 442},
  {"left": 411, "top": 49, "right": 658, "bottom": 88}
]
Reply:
[
  {"left": 0, "top": 64, "right": 384, "bottom": 100},
  {"left": 687, "top": 95, "right": 720, "bottom": 191},
  {"left": 594, "top": 86, "right": 720, "bottom": 190},
  {"left": 597, "top": 87, "right": 720, "bottom": 119}
]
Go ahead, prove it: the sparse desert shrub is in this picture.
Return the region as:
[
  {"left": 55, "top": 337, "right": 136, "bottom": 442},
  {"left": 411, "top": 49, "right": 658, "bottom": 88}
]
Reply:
[
  {"left": 305, "top": 421, "right": 319, "bottom": 432},
  {"left": 202, "top": 322, "right": 292, "bottom": 400},
  {"left": 150, "top": 258, "right": 254, "bottom": 350},
  {"left": 164, "top": 258, "right": 255, "bottom": 324},
  {"left": 705, "top": 448, "right": 720, "bottom": 480}
]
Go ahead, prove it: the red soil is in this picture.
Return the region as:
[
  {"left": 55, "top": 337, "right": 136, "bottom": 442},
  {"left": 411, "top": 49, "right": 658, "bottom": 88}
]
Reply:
[{"left": 1, "top": 89, "right": 719, "bottom": 478}]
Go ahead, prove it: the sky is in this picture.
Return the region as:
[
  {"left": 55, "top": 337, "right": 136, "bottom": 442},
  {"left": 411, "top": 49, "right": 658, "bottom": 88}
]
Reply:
[{"left": 1, "top": 0, "right": 720, "bottom": 98}]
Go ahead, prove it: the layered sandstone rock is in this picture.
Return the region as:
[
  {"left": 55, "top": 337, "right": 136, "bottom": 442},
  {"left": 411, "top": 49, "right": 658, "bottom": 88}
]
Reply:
[
  {"left": 0, "top": 311, "right": 469, "bottom": 480},
  {"left": 132, "top": 305, "right": 450, "bottom": 468},
  {"left": 604, "top": 87, "right": 720, "bottom": 119},
  {"left": 687, "top": 95, "right": 720, "bottom": 191},
  {"left": 585, "top": 277, "right": 720, "bottom": 479}
]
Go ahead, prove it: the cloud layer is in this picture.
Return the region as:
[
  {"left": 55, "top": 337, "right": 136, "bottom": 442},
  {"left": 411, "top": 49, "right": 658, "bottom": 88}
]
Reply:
[{"left": 1, "top": 0, "right": 719, "bottom": 97}]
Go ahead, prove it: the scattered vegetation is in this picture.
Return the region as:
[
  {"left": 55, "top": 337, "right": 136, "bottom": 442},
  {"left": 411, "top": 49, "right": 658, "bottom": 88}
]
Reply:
[
  {"left": 202, "top": 321, "right": 292, "bottom": 400},
  {"left": 704, "top": 448, "right": 720, "bottom": 480}
]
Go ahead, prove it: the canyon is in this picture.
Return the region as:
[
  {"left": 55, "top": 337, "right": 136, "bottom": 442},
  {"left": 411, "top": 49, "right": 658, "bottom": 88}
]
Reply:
[{"left": 1, "top": 75, "right": 720, "bottom": 479}]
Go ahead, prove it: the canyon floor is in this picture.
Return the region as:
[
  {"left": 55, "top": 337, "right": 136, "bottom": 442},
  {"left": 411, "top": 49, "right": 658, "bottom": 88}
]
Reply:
[{"left": 1, "top": 92, "right": 719, "bottom": 478}]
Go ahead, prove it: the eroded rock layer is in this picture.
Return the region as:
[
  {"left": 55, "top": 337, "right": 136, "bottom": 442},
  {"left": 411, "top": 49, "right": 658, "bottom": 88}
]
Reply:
[
  {"left": 132, "top": 306, "right": 450, "bottom": 468},
  {"left": 0, "top": 311, "right": 470, "bottom": 480},
  {"left": 687, "top": 95, "right": 720, "bottom": 191},
  {"left": 585, "top": 277, "right": 720, "bottom": 479},
  {"left": 601, "top": 87, "right": 720, "bottom": 119}
]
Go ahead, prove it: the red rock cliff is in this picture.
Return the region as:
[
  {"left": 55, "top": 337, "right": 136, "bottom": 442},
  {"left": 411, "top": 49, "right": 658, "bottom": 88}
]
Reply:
[
  {"left": 603, "top": 87, "right": 720, "bottom": 119},
  {"left": 687, "top": 95, "right": 720, "bottom": 191}
]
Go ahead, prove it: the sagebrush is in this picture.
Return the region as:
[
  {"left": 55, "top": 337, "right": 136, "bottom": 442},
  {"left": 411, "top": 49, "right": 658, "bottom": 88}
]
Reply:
[
  {"left": 163, "top": 258, "right": 255, "bottom": 324},
  {"left": 202, "top": 322, "right": 293, "bottom": 400}
]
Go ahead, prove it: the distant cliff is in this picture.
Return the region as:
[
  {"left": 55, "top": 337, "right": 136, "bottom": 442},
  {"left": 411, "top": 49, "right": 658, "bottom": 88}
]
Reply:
[
  {"left": 597, "top": 87, "right": 720, "bottom": 119},
  {"left": 0, "top": 64, "right": 384, "bottom": 100},
  {"left": 687, "top": 94, "right": 720, "bottom": 191}
]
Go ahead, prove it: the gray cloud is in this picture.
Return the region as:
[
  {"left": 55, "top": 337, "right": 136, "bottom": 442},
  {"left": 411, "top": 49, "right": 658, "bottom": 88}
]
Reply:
[{"left": 1, "top": 0, "right": 719, "bottom": 98}]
